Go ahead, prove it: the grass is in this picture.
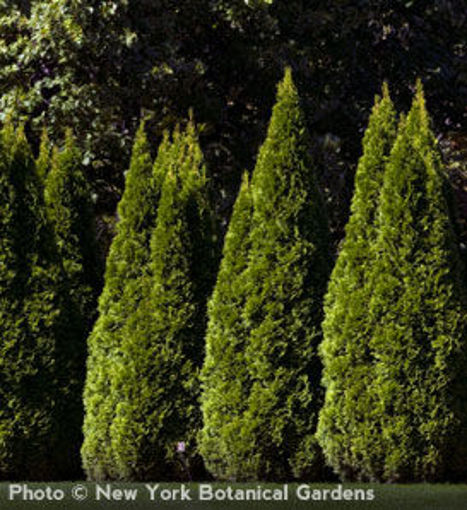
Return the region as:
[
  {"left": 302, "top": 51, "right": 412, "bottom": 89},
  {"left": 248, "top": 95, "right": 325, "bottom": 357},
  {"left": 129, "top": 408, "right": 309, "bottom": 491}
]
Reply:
[{"left": 1, "top": 482, "right": 467, "bottom": 509}]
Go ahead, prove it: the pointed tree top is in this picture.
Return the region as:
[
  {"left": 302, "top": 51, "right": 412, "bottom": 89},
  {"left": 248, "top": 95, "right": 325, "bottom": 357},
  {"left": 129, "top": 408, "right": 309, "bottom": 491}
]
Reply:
[
  {"left": 415, "top": 77, "right": 425, "bottom": 99},
  {"left": 13, "top": 124, "right": 34, "bottom": 166},
  {"left": 125, "top": 119, "right": 150, "bottom": 175},
  {"left": 276, "top": 66, "right": 298, "bottom": 103},
  {"left": 381, "top": 81, "right": 390, "bottom": 99},
  {"left": 240, "top": 169, "right": 250, "bottom": 190},
  {"left": 39, "top": 126, "right": 50, "bottom": 147},
  {"left": 405, "top": 79, "right": 434, "bottom": 147},
  {"left": 282, "top": 66, "right": 294, "bottom": 87}
]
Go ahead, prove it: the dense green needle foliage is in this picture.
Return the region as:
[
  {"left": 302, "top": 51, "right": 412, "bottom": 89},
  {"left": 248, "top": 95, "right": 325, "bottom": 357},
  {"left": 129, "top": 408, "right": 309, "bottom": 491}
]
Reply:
[
  {"left": 43, "top": 130, "right": 101, "bottom": 476},
  {"left": 319, "top": 83, "right": 467, "bottom": 482},
  {"left": 81, "top": 121, "right": 161, "bottom": 480},
  {"left": 199, "top": 172, "right": 254, "bottom": 480},
  {"left": 0, "top": 121, "right": 70, "bottom": 479},
  {"left": 45, "top": 129, "right": 100, "bottom": 327},
  {"left": 317, "top": 87, "right": 398, "bottom": 480},
  {"left": 359, "top": 84, "right": 467, "bottom": 482},
  {"left": 109, "top": 122, "right": 216, "bottom": 481},
  {"left": 228, "top": 68, "right": 331, "bottom": 481}
]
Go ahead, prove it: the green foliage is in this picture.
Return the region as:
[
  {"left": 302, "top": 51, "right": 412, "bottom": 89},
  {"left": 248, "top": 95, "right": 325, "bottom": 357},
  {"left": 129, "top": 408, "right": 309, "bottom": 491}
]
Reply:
[
  {"left": 109, "top": 122, "right": 216, "bottom": 481},
  {"left": 81, "top": 121, "right": 160, "bottom": 480},
  {"left": 362, "top": 84, "right": 467, "bottom": 482},
  {"left": 35, "top": 128, "right": 51, "bottom": 183},
  {"left": 0, "top": 0, "right": 465, "bottom": 250},
  {"left": 199, "top": 171, "right": 253, "bottom": 480},
  {"left": 42, "top": 130, "right": 101, "bottom": 476},
  {"left": 0, "top": 120, "right": 70, "bottom": 479},
  {"left": 317, "top": 86, "right": 398, "bottom": 480},
  {"left": 45, "top": 129, "right": 100, "bottom": 324},
  {"left": 320, "top": 83, "right": 467, "bottom": 482},
  {"left": 0, "top": 0, "right": 133, "bottom": 194},
  {"left": 217, "top": 68, "right": 331, "bottom": 481}
]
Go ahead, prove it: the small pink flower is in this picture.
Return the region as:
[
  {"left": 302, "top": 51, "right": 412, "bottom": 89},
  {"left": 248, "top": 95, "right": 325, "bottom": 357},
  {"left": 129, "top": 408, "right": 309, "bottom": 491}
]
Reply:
[{"left": 177, "top": 441, "right": 186, "bottom": 453}]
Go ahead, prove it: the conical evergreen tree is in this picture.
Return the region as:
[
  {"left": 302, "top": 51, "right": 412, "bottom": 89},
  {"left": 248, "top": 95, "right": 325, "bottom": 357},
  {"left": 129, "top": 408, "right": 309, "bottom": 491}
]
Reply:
[
  {"left": 234, "top": 68, "right": 331, "bottom": 480},
  {"left": 110, "top": 122, "right": 216, "bottom": 481},
  {"left": 0, "top": 122, "right": 68, "bottom": 479},
  {"left": 45, "top": 129, "right": 101, "bottom": 327},
  {"left": 82, "top": 120, "right": 162, "bottom": 480},
  {"left": 199, "top": 171, "right": 253, "bottom": 480},
  {"left": 317, "top": 86, "right": 397, "bottom": 480},
  {"left": 358, "top": 83, "right": 467, "bottom": 482},
  {"left": 43, "top": 130, "right": 101, "bottom": 476}
]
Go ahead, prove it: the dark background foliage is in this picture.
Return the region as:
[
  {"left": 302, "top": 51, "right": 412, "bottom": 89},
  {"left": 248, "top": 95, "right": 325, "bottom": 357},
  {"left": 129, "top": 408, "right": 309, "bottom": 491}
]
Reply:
[{"left": 0, "top": 0, "right": 465, "bottom": 252}]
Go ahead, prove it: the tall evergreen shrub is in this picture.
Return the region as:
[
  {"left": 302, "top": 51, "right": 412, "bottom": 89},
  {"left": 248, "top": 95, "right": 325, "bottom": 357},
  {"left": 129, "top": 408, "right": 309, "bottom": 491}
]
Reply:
[
  {"left": 43, "top": 130, "right": 100, "bottom": 476},
  {"left": 81, "top": 121, "right": 161, "bottom": 480},
  {"left": 0, "top": 122, "right": 67, "bottom": 479},
  {"left": 45, "top": 129, "right": 100, "bottom": 327},
  {"left": 199, "top": 172, "right": 253, "bottom": 480},
  {"left": 235, "top": 68, "right": 331, "bottom": 480},
  {"left": 110, "top": 122, "right": 216, "bottom": 481},
  {"left": 360, "top": 83, "right": 467, "bottom": 482},
  {"left": 317, "top": 86, "right": 397, "bottom": 480}
]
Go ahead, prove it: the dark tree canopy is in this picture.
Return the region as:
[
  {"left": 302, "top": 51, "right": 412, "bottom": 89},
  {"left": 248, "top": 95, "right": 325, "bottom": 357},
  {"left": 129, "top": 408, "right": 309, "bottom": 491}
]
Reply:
[{"left": 0, "top": 0, "right": 463, "bottom": 245}]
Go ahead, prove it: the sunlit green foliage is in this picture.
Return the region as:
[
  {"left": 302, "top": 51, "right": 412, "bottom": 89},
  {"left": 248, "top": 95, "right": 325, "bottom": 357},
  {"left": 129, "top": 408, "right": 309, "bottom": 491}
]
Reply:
[
  {"left": 199, "top": 172, "right": 253, "bottom": 480},
  {"left": 207, "top": 69, "right": 331, "bottom": 481},
  {"left": 360, "top": 84, "right": 467, "bottom": 482},
  {"left": 317, "top": 86, "right": 398, "bottom": 480},
  {"left": 81, "top": 121, "right": 159, "bottom": 480},
  {"left": 110, "top": 121, "right": 217, "bottom": 481},
  {"left": 320, "top": 83, "right": 467, "bottom": 482}
]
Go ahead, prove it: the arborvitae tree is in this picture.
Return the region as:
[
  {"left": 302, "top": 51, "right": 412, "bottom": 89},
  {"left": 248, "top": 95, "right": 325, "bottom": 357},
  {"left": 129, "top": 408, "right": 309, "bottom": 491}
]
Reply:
[
  {"left": 234, "top": 68, "right": 331, "bottom": 481},
  {"left": 199, "top": 171, "right": 253, "bottom": 480},
  {"left": 0, "top": 122, "right": 67, "bottom": 479},
  {"left": 42, "top": 130, "right": 100, "bottom": 476},
  {"left": 354, "top": 83, "right": 467, "bottom": 482},
  {"left": 110, "top": 122, "right": 216, "bottom": 481},
  {"left": 316, "top": 86, "right": 397, "bottom": 480},
  {"left": 82, "top": 121, "right": 162, "bottom": 480},
  {"left": 45, "top": 129, "right": 101, "bottom": 326},
  {"left": 36, "top": 128, "right": 51, "bottom": 183}
]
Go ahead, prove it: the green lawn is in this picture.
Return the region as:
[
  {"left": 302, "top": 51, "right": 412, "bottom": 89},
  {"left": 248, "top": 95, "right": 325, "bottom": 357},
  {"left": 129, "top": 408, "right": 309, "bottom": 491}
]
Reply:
[{"left": 1, "top": 483, "right": 466, "bottom": 510}]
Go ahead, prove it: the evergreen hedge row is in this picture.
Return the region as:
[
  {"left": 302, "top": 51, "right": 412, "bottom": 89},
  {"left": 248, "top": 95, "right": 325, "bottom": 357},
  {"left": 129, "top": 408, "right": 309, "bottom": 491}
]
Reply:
[{"left": 0, "top": 73, "right": 466, "bottom": 484}]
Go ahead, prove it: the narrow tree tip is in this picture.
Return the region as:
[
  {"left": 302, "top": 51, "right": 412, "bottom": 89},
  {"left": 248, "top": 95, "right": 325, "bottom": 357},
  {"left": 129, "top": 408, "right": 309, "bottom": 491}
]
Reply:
[
  {"left": 240, "top": 170, "right": 250, "bottom": 188},
  {"left": 278, "top": 66, "right": 297, "bottom": 97},
  {"left": 381, "top": 81, "right": 392, "bottom": 101}
]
